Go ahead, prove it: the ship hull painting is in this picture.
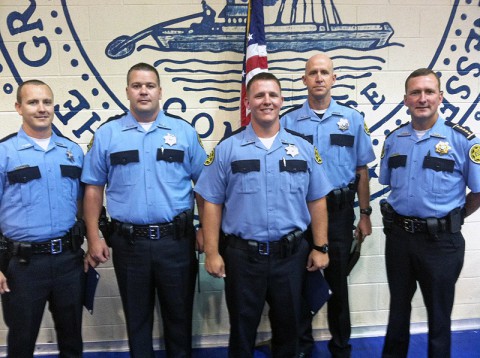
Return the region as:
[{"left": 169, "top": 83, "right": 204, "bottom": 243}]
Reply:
[
  {"left": 153, "top": 23, "right": 394, "bottom": 53},
  {"left": 106, "top": 0, "right": 395, "bottom": 59}
]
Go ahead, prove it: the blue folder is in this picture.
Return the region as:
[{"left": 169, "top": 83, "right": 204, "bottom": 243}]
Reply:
[
  {"left": 305, "top": 269, "right": 332, "bottom": 316},
  {"left": 84, "top": 266, "right": 100, "bottom": 314}
]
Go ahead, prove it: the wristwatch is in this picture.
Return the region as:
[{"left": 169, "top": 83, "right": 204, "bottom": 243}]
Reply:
[
  {"left": 313, "top": 243, "right": 329, "bottom": 254},
  {"left": 360, "top": 206, "right": 372, "bottom": 216}
]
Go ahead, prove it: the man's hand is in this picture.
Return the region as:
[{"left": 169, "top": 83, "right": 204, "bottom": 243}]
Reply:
[
  {"left": 205, "top": 253, "right": 226, "bottom": 278},
  {"left": 356, "top": 215, "right": 372, "bottom": 243},
  {"left": 195, "top": 228, "right": 204, "bottom": 253},
  {"left": 306, "top": 250, "right": 329, "bottom": 272},
  {"left": 84, "top": 237, "right": 110, "bottom": 272},
  {"left": 0, "top": 271, "right": 10, "bottom": 294}
]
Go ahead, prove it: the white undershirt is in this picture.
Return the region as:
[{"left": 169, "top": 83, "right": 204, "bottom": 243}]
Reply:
[
  {"left": 414, "top": 129, "right": 428, "bottom": 139},
  {"left": 139, "top": 122, "right": 154, "bottom": 131},
  {"left": 32, "top": 136, "right": 51, "bottom": 150},
  {"left": 259, "top": 132, "right": 279, "bottom": 150}
]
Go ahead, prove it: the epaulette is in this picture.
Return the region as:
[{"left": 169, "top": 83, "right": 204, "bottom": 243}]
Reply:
[
  {"left": 217, "top": 126, "right": 247, "bottom": 146},
  {"left": 164, "top": 111, "right": 192, "bottom": 126},
  {"left": 280, "top": 104, "right": 302, "bottom": 118},
  {"left": 445, "top": 121, "right": 476, "bottom": 140},
  {"left": 98, "top": 112, "right": 126, "bottom": 129},
  {"left": 54, "top": 131, "right": 80, "bottom": 145},
  {"left": 385, "top": 122, "right": 409, "bottom": 139},
  {"left": 284, "top": 128, "right": 312, "bottom": 144},
  {"left": 336, "top": 101, "right": 365, "bottom": 117},
  {"left": 0, "top": 133, "right": 18, "bottom": 143}
]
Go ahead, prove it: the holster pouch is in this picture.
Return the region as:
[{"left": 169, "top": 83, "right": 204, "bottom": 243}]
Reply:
[
  {"left": 447, "top": 207, "right": 464, "bottom": 233},
  {"left": 280, "top": 229, "right": 303, "bottom": 258},
  {"left": 0, "top": 236, "right": 9, "bottom": 272},
  {"left": 99, "top": 206, "right": 113, "bottom": 246},
  {"left": 426, "top": 217, "right": 440, "bottom": 240},
  {"left": 71, "top": 219, "right": 86, "bottom": 251},
  {"left": 380, "top": 199, "right": 395, "bottom": 234},
  {"left": 174, "top": 209, "right": 194, "bottom": 239},
  {"left": 16, "top": 242, "right": 32, "bottom": 264}
]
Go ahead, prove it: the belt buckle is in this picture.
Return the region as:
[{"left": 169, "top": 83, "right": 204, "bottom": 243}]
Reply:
[
  {"left": 50, "top": 238, "right": 63, "bottom": 254},
  {"left": 258, "top": 242, "right": 270, "bottom": 256},
  {"left": 148, "top": 225, "right": 160, "bottom": 240},
  {"left": 403, "top": 219, "right": 415, "bottom": 233}
]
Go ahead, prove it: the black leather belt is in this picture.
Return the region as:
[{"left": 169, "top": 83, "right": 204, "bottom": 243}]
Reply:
[
  {"left": 225, "top": 230, "right": 303, "bottom": 256},
  {"left": 6, "top": 234, "right": 77, "bottom": 255},
  {"left": 114, "top": 221, "right": 175, "bottom": 240},
  {"left": 393, "top": 214, "right": 447, "bottom": 234}
]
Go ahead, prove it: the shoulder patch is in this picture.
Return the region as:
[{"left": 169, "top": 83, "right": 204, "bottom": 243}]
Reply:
[
  {"left": 386, "top": 122, "right": 409, "bottom": 139},
  {"left": 364, "top": 122, "right": 371, "bottom": 136},
  {"left": 0, "top": 132, "right": 18, "bottom": 143},
  {"left": 279, "top": 104, "right": 302, "bottom": 118},
  {"left": 204, "top": 149, "right": 215, "bottom": 166},
  {"left": 314, "top": 147, "right": 323, "bottom": 164},
  {"left": 446, "top": 121, "right": 476, "bottom": 140},
  {"left": 469, "top": 143, "right": 480, "bottom": 164}
]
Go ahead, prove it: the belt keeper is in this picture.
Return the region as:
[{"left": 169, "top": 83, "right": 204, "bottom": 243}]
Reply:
[{"left": 426, "top": 218, "right": 439, "bottom": 239}]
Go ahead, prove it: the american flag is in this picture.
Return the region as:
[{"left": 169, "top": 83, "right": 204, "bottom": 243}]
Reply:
[{"left": 240, "top": 0, "right": 269, "bottom": 126}]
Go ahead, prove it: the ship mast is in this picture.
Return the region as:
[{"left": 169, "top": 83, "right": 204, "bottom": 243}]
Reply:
[{"left": 321, "top": 0, "right": 330, "bottom": 30}]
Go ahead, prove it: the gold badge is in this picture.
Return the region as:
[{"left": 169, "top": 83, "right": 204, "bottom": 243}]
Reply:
[
  {"left": 164, "top": 133, "right": 177, "bottom": 146},
  {"left": 204, "top": 149, "right": 215, "bottom": 166},
  {"left": 314, "top": 147, "right": 323, "bottom": 164},
  {"left": 435, "top": 141, "right": 451, "bottom": 155},
  {"left": 469, "top": 144, "right": 480, "bottom": 164},
  {"left": 364, "top": 122, "right": 371, "bottom": 136}
]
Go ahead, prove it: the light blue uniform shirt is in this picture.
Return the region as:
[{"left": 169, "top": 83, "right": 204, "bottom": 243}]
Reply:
[
  {"left": 379, "top": 117, "right": 480, "bottom": 218},
  {"left": 281, "top": 100, "right": 376, "bottom": 188},
  {"left": 194, "top": 124, "right": 333, "bottom": 242},
  {"left": 81, "top": 111, "right": 206, "bottom": 224},
  {"left": 0, "top": 128, "right": 84, "bottom": 242}
]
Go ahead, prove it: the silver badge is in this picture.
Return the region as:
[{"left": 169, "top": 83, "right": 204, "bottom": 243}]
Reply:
[
  {"left": 337, "top": 118, "right": 349, "bottom": 131},
  {"left": 285, "top": 144, "right": 299, "bottom": 158},
  {"left": 164, "top": 133, "right": 177, "bottom": 146}
]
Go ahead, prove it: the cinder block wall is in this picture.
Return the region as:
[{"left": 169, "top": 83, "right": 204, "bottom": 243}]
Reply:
[{"left": 0, "top": 0, "right": 479, "bottom": 354}]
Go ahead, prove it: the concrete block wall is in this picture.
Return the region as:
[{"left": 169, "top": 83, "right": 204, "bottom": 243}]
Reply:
[{"left": 0, "top": 0, "right": 479, "bottom": 354}]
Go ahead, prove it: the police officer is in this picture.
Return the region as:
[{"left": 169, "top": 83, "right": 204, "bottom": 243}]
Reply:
[
  {"left": 81, "top": 63, "right": 206, "bottom": 358},
  {"left": 281, "top": 53, "right": 376, "bottom": 357},
  {"left": 379, "top": 68, "right": 480, "bottom": 357},
  {"left": 195, "top": 72, "right": 333, "bottom": 357},
  {"left": 0, "top": 80, "right": 85, "bottom": 357}
]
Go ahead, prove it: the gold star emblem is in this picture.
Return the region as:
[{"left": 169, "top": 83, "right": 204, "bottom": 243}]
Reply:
[{"left": 435, "top": 141, "right": 451, "bottom": 155}]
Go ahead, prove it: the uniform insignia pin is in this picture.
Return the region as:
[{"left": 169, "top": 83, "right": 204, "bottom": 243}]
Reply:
[
  {"left": 66, "top": 150, "right": 75, "bottom": 162},
  {"left": 164, "top": 133, "right": 176, "bottom": 146},
  {"left": 337, "top": 118, "right": 349, "bottom": 131},
  {"left": 285, "top": 144, "right": 299, "bottom": 157},
  {"left": 435, "top": 141, "right": 451, "bottom": 155}
]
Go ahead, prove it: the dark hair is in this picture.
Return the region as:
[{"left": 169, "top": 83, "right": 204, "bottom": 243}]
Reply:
[
  {"left": 405, "top": 68, "right": 441, "bottom": 93},
  {"left": 16, "top": 80, "right": 51, "bottom": 103},
  {"left": 246, "top": 72, "right": 281, "bottom": 94},
  {"left": 127, "top": 62, "right": 160, "bottom": 85}
]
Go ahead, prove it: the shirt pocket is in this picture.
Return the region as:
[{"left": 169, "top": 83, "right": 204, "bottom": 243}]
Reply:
[
  {"left": 330, "top": 134, "right": 354, "bottom": 167},
  {"left": 231, "top": 159, "right": 260, "bottom": 194},
  {"left": 387, "top": 155, "right": 407, "bottom": 189},
  {"left": 421, "top": 156, "right": 455, "bottom": 194},
  {"left": 60, "top": 165, "right": 82, "bottom": 197},
  {"left": 156, "top": 148, "right": 185, "bottom": 183},
  {"left": 280, "top": 159, "right": 307, "bottom": 193},
  {"left": 110, "top": 150, "right": 140, "bottom": 186},
  {"left": 6, "top": 166, "right": 41, "bottom": 206}
]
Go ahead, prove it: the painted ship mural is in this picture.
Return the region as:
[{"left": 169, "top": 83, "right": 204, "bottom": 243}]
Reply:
[{"left": 106, "top": 0, "right": 395, "bottom": 59}]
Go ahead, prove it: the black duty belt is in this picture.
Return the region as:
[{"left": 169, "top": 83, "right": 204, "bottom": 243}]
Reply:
[
  {"left": 6, "top": 234, "right": 79, "bottom": 255},
  {"left": 225, "top": 230, "right": 303, "bottom": 256},
  {"left": 114, "top": 221, "right": 175, "bottom": 240},
  {"left": 327, "top": 184, "right": 356, "bottom": 211},
  {"left": 393, "top": 214, "right": 448, "bottom": 234}
]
